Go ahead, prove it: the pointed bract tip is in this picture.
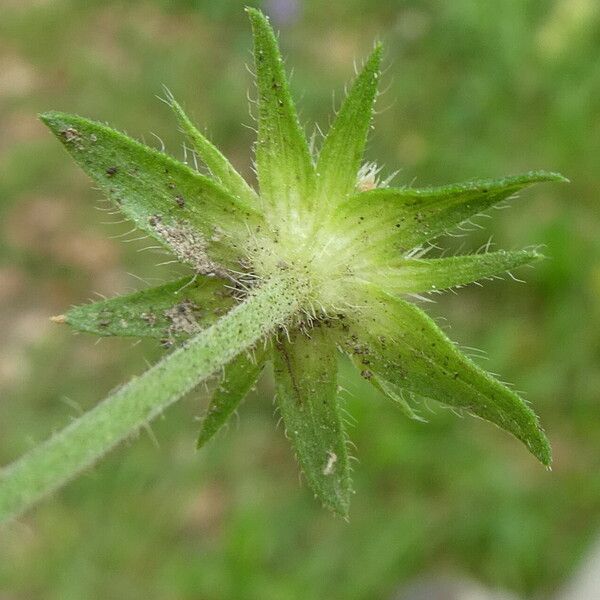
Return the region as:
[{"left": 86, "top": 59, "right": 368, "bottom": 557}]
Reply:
[
  {"left": 539, "top": 446, "right": 552, "bottom": 468},
  {"left": 526, "top": 249, "right": 545, "bottom": 261},
  {"left": 530, "top": 429, "right": 552, "bottom": 467},
  {"left": 373, "top": 40, "right": 384, "bottom": 54},
  {"left": 196, "top": 433, "right": 210, "bottom": 450},
  {"left": 38, "top": 111, "right": 56, "bottom": 126},
  {"left": 50, "top": 314, "right": 66, "bottom": 324},
  {"left": 365, "top": 41, "right": 383, "bottom": 69},
  {"left": 159, "top": 84, "right": 176, "bottom": 107},
  {"left": 39, "top": 110, "right": 70, "bottom": 123},
  {"left": 327, "top": 497, "right": 350, "bottom": 519},
  {"left": 38, "top": 111, "right": 74, "bottom": 135},
  {"left": 372, "top": 48, "right": 383, "bottom": 72},
  {"left": 537, "top": 170, "right": 570, "bottom": 184},
  {"left": 245, "top": 6, "right": 265, "bottom": 20},
  {"left": 246, "top": 7, "right": 275, "bottom": 38}
]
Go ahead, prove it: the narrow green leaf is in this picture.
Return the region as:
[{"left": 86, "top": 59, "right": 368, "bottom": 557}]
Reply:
[
  {"left": 166, "top": 94, "right": 259, "bottom": 207},
  {"left": 197, "top": 350, "right": 266, "bottom": 448},
  {"left": 344, "top": 289, "right": 551, "bottom": 465},
  {"left": 273, "top": 327, "right": 351, "bottom": 516},
  {"left": 360, "top": 249, "right": 543, "bottom": 294},
  {"left": 62, "top": 276, "right": 236, "bottom": 341},
  {"left": 332, "top": 171, "right": 567, "bottom": 262},
  {"left": 40, "top": 111, "right": 263, "bottom": 274},
  {"left": 316, "top": 44, "right": 382, "bottom": 204},
  {"left": 246, "top": 7, "right": 315, "bottom": 209}
]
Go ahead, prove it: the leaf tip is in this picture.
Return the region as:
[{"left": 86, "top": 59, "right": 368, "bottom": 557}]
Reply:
[
  {"left": 535, "top": 438, "right": 553, "bottom": 468},
  {"left": 245, "top": 5, "right": 266, "bottom": 23},
  {"left": 546, "top": 171, "right": 570, "bottom": 184},
  {"left": 165, "top": 94, "right": 186, "bottom": 124},
  {"left": 525, "top": 248, "right": 546, "bottom": 263},
  {"left": 38, "top": 110, "right": 61, "bottom": 130},
  {"left": 524, "top": 418, "right": 552, "bottom": 467},
  {"left": 246, "top": 6, "right": 277, "bottom": 42},
  {"left": 323, "top": 492, "right": 351, "bottom": 519},
  {"left": 38, "top": 110, "right": 57, "bottom": 122},
  {"left": 195, "top": 422, "right": 214, "bottom": 450},
  {"left": 372, "top": 40, "right": 384, "bottom": 59},
  {"left": 363, "top": 41, "right": 383, "bottom": 76},
  {"left": 39, "top": 111, "right": 82, "bottom": 142},
  {"left": 531, "top": 170, "right": 570, "bottom": 184}
]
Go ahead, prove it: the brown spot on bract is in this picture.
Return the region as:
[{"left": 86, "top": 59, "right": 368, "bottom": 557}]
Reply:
[
  {"left": 149, "top": 219, "right": 222, "bottom": 275},
  {"left": 141, "top": 312, "right": 157, "bottom": 326},
  {"left": 164, "top": 299, "right": 200, "bottom": 336},
  {"left": 60, "top": 127, "right": 81, "bottom": 143}
]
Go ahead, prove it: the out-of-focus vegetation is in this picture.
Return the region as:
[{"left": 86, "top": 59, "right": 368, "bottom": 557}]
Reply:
[{"left": 0, "top": 1, "right": 599, "bottom": 598}]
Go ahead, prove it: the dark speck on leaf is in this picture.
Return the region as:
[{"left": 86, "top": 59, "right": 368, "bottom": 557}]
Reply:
[
  {"left": 175, "top": 195, "right": 185, "bottom": 208},
  {"left": 106, "top": 166, "right": 118, "bottom": 177}
]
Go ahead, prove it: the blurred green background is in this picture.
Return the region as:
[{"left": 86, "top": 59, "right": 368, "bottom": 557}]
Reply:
[{"left": 1, "top": 1, "right": 599, "bottom": 598}]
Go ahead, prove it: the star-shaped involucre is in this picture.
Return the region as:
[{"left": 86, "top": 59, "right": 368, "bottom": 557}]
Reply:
[{"left": 1, "top": 8, "right": 566, "bottom": 521}]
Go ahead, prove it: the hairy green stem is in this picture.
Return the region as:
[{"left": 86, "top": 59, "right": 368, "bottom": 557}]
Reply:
[{"left": 0, "top": 273, "right": 304, "bottom": 523}]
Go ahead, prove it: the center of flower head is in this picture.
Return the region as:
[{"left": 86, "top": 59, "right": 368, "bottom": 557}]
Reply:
[{"left": 247, "top": 202, "right": 359, "bottom": 315}]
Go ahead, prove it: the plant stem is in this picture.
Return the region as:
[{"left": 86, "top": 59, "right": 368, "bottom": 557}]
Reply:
[{"left": 0, "top": 272, "right": 304, "bottom": 523}]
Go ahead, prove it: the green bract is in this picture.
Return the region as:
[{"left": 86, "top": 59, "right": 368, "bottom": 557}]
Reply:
[{"left": 0, "top": 8, "right": 567, "bottom": 520}]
